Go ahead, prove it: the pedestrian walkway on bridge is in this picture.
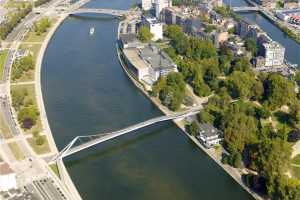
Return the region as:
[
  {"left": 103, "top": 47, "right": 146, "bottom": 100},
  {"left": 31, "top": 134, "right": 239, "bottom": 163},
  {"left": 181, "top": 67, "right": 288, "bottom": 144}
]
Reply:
[{"left": 50, "top": 107, "right": 201, "bottom": 162}]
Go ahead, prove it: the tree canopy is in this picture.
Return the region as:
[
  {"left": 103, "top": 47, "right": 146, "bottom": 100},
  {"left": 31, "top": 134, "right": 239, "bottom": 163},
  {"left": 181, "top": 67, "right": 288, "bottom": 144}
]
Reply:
[{"left": 138, "top": 26, "right": 153, "bottom": 42}]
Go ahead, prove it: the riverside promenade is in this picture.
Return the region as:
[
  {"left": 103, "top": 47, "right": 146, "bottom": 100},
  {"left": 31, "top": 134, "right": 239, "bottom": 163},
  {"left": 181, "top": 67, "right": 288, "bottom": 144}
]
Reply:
[
  {"left": 35, "top": 14, "right": 82, "bottom": 200},
  {"left": 116, "top": 19, "right": 263, "bottom": 200}
]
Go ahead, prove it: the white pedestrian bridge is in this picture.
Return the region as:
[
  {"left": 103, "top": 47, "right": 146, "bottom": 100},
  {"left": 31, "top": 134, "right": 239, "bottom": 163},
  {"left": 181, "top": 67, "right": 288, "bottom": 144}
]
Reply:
[
  {"left": 50, "top": 107, "right": 200, "bottom": 163},
  {"left": 69, "top": 8, "right": 129, "bottom": 16}
]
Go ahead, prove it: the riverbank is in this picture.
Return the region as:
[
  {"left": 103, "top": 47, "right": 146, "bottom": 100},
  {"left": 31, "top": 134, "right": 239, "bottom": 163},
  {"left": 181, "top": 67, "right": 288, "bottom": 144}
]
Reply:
[
  {"left": 33, "top": 14, "right": 82, "bottom": 200},
  {"left": 116, "top": 21, "right": 262, "bottom": 200},
  {"left": 243, "top": 0, "right": 300, "bottom": 44}
]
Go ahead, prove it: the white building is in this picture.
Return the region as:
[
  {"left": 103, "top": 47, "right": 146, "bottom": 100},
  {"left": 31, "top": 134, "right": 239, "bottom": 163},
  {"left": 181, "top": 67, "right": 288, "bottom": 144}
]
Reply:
[
  {"left": 0, "top": 163, "right": 17, "bottom": 191},
  {"left": 144, "top": 17, "right": 163, "bottom": 41},
  {"left": 142, "top": 0, "right": 153, "bottom": 11},
  {"left": 122, "top": 44, "right": 177, "bottom": 85},
  {"left": 196, "top": 123, "right": 223, "bottom": 148},
  {"left": 155, "top": 0, "right": 172, "bottom": 18},
  {"left": 262, "top": 41, "right": 285, "bottom": 67}
]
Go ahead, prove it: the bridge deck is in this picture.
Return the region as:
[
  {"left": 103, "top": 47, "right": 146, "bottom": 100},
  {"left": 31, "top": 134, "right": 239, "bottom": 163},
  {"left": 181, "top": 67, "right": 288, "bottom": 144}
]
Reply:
[{"left": 51, "top": 108, "right": 201, "bottom": 162}]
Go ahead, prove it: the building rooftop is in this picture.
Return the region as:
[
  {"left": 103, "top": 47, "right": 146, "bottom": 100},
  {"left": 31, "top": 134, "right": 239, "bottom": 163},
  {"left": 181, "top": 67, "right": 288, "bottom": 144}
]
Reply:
[
  {"left": 145, "top": 17, "right": 161, "bottom": 24},
  {"left": 123, "top": 48, "right": 148, "bottom": 71},
  {"left": 262, "top": 40, "right": 285, "bottom": 49},
  {"left": 119, "top": 33, "right": 139, "bottom": 45},
  {"left": 198, "top": 123, "right": 221, "bottom": 137},
  {"left": 139, "top": 44, "right": 176, "bottom": 71}
]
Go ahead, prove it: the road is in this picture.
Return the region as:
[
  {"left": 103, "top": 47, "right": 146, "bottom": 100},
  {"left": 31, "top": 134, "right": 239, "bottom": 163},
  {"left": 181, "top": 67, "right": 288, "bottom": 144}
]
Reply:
[{"left": 0, "top": 1, "right": 83, "bottom": 199}]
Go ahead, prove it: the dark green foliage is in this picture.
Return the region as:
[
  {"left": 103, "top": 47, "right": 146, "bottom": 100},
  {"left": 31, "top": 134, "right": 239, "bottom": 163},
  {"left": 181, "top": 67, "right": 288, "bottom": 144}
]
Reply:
[
  {"left": 18, "top": 106, "right": 39, "bottom": 129},
  {"left": 34, "top": 17, "right": 51, "bottom": 35},
  {"left": 245, "top": 37, "right": 258, "bottom": 57},
  {"left": 197, "top": 111, "right": 215, "bottom": 124},
  {"left": 255, "top": 105, "right": 271, "bottom": 119},
  {"left": 255, "top": 138, "right": 291, "bottom": 181},
  {"left": 226, "top": 71, "right": 256, "bottom": 99},
  {"left": 187, "top": 121, "right": 199, "bottom": 136},
  {"left": 165, "top": 25, "right": 217, "bottom": 61},
  {"left": 154, "top": 73, "right": 185, "bottom": 111},
  {"left": 264, "top": 74, "right": 296, "bottom": 110},
  {"left": 11, "top": 88, "right": 28, "bottom": 111},
  {"left": 231, "top": 56, "right": 251, "bottom": 73},
  {"left": 192, "top": 77, "right": 211, "bottom": 97},
  {"left": 138, "top": 26, "right": 153, "bottom": 42}
]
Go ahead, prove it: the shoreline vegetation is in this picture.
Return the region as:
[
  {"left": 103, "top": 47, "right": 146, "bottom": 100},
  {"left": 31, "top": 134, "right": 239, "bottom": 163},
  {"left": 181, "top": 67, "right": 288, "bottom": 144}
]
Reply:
[
  {"left": 10, "top": 17, "right": 54, "bottom": 154},
  {"left": 6, "top": 12, "right": 82, "bottom": 199},
  {"left": 118, "top": 9, "right": 300, "bottom": 198}
]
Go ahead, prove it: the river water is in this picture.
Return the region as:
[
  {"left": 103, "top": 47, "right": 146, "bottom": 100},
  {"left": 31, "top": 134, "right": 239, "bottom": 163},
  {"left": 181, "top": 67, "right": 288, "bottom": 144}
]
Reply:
[{"left": 41, "top": 0, "right": 298, "bottom": 199}]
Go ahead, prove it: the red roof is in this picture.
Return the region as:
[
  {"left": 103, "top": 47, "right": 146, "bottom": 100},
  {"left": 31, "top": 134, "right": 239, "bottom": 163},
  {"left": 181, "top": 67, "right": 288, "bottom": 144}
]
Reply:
[
  {"left": 291, "top": 15, "right": 300, "bottom": 20},
  {"left": 0, "top": 163, "right": 14, "bottom": 175}
]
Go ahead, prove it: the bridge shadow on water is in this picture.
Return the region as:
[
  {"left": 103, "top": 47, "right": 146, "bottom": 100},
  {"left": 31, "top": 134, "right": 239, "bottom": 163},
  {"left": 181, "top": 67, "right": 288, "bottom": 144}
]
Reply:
[{"left": 64, "top": 121, "right": 184, "bottom": 167}]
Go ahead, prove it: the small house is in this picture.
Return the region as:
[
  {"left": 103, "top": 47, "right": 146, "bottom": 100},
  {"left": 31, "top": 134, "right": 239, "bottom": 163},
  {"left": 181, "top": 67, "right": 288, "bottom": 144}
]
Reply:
[{"left": 196, "top": 123, "right": 223, "bottom": 148}]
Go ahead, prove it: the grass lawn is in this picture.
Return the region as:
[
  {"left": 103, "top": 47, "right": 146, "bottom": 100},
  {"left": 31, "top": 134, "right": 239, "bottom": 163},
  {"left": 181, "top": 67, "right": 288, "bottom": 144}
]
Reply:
[
  {"left": 0, "top": 111, "right": 13, "bottom": 139},
  {"left": 11, "top": 69, "right": 35, "bottom": 83},
  {"left": 27, "top": 136, "right": 50, "bottom": 155},
  {"left": 11, "top": 84, "right": 37, "bottom": 106},
  {"left": 19, "top": 43, "right": 41, "bottom": 60},
  {"left": 7, "top": 142, "right": 25, "bottom": 160},
  {"left": 0, "top": 50, "right": 9, "bottom": 81},
  {"left": 22, "top": 18, "right": 57, "bottom": 43},
  {"left": 23, "top": 31, "right": 48, "bottom": 43},
  {"left": 49, "top": 164, "right": 60, "bottom": 177}
]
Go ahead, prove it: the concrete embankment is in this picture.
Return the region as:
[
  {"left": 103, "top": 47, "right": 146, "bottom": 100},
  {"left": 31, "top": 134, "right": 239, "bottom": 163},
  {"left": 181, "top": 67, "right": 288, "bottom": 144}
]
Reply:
[
  {"left": 35, "top": 13, "right": 82, "bottom": 200},
  {"left": 116, "top": 21, "right": 263, "bottom": 200}
]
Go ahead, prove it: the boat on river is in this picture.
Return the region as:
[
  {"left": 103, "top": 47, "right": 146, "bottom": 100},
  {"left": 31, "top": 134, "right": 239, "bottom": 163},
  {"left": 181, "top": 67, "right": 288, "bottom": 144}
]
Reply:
[{"left": 90, "top": 27, "right": 95, "bottom": 35}]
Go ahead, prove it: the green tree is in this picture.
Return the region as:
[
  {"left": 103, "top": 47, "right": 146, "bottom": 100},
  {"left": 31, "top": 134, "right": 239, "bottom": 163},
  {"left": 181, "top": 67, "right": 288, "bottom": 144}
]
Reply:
[
  {"left": 11, "top": 88, "right": 28, "bottom": 111},
  {"left": 255, "top": 138, "right": 291, "bottom": 184},
  {"left": 289, "top": 102, "right": 300, "bottom": 127},
  {"left": 34, "top": 17, "right": 51, "bottom": 35},
  {"left": 158, "top": 73, "right": 186, "bottom": 111},
  {"left": 264, "top": 74, "right": 296, "bottom": 109},
  {"left": 138, "top": 26, "right": 153, "bottom": 42},
  {"left": 227, "top": 71, "right": 255, "bottom": 99},
  {"left": 192, "top": 77, "right": 211, "bottom": 97},
  {"left": 251, "top": 80, "right": 264, "bottom": 100},
  {"left": 223, "top": 112, "right": 258, "bottom": 154},
  {"left": 245, "top": 37, "right": 258, "bottom": 57},
  {"left": 18, "top": 106, "right": 39, "bottom": 129},
  {"left": 187, "top": 121, "right": 199, "bottom": 136},
  {"left": 197, "top": 111, "right": 215, "bottom": 124}
]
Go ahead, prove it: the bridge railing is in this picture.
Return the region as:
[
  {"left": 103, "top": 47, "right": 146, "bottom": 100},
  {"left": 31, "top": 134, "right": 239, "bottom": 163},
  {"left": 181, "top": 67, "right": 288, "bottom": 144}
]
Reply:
[{"left": 50, "top": 108, "right": 200, "bottom": 162}]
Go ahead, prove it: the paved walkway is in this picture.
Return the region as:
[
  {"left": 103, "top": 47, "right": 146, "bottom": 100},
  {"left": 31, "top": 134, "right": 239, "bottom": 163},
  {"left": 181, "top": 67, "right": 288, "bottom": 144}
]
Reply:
[{"left": 11, "top": 81, "right": 35, "bottom": 86}]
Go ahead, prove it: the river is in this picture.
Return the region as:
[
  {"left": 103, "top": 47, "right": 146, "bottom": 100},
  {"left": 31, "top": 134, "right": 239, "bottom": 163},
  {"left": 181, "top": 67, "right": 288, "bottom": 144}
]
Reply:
[{"left": 41, "top": 0, "right": 299, "bottom": 200}]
